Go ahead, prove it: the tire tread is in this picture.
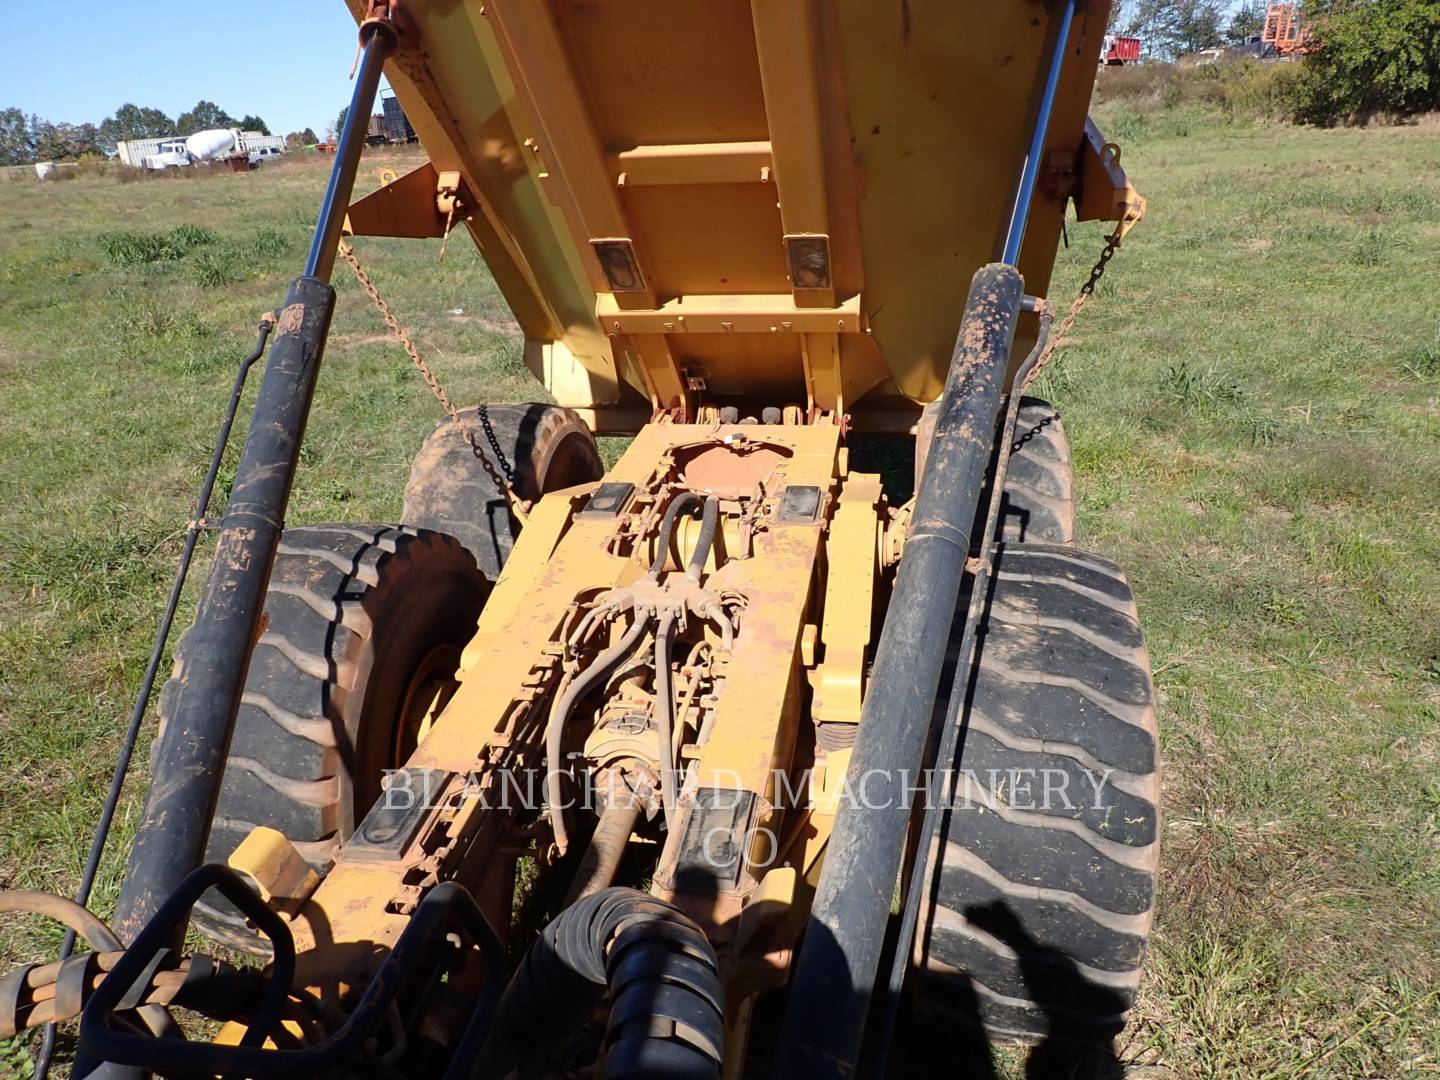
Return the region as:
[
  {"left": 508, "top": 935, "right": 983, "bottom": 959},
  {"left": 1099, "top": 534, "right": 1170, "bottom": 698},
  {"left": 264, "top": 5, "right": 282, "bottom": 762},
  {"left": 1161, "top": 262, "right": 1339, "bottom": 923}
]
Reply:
[
  {"left": 162, "top": 525, "right": 486, "bottom": 953},
  {"left": 999, "top": 399, "right": 1076, "bottom": 546},
  {"left": 914, "top": 543, "right": 1159, "bottom": 1043}
]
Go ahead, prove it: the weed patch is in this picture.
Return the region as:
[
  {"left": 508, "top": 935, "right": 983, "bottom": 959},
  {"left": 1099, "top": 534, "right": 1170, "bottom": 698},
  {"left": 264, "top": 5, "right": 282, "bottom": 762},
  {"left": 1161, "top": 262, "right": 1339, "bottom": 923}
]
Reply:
[
  {"left": 1158, "top": 361, "right": 1246, "bottom": 413},
  {"left": 96, "top": 225, "right": 215, "bottom": 267},
  {"left": 1401, "top": 322, "right": 1440, "bottom": 379},
  {"left": 1351, "top": 225, "right": 1396, "bottom": 266},
  {"left": 189, "top": 246, "right": 245, "bottom": 288},
  {"left": 251, "top": 227, "right": 293, "bottom": 258}
]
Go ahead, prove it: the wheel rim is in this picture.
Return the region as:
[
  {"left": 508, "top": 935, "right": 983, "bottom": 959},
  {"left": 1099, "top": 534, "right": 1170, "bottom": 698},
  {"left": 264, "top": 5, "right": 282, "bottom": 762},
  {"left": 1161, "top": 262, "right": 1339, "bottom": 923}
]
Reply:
[{"left": 392, "top": 642, "right": 464, "bottom": 766}]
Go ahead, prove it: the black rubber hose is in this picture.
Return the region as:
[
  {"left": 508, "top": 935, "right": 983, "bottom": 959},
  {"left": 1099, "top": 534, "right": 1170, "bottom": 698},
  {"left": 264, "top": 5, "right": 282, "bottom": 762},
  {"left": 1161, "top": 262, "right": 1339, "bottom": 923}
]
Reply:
[
  {"left": 467, "top": 888, "right": 723, "bottom": 1080},
  {"left": 33, "top": 314, "right": 275, "bottom": 1080},
  {"left": 648, "top": 492, "right": 703, "bottom": 579},
  {"left": 685, "top": 496, "right": 719, "bottom": 582},
  {"left": 546, "top": 617, "right": 652, "bottom": 853}
]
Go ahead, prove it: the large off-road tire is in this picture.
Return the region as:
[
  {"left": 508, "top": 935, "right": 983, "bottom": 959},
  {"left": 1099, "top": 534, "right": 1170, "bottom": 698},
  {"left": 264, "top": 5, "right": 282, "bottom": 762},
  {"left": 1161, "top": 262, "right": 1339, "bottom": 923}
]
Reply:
[
  {"left": 911, "top": 542, "right": 1159, "bottom": 1046},
  {"left": 166, "top": 524, "right": 489, "bottom": 953},
  {"left": 999, "top": 398, "right": 1076, "bottom": 545},
  {"left": 914, "top": 396, "right": 1075, "bottom": 545},
  {"left": 402, "top": 403, "right": 603, "bottom": 578}
]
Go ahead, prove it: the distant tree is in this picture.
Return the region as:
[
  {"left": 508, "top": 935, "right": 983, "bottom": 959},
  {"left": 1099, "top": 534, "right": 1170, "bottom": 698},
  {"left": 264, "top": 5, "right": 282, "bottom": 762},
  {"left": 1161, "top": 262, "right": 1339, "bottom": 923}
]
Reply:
[
  {"left": 286, "top": 126, "right": 319, "bottom": 146},
  {"left": 1124, "top": 0, "right": 1173, "bottom": 50},
  {"left": 239, "top": 114, "right": 270, "bottom": 135},
  {"left": 330, "top": 106, "right": 349, "bottom": 141},
  {"left": 73, "top": 123, "right": 103, "bottom": 158},
  {"left": 1178, "top": 1, "right": 1226, "bottom": 54},
  {"left": 30, "top": 119, "right": 101, "bottom": 162},
  {"left": 32, "top": 118, "right": 66, "bottom": 160},
  {"left": 1126, "top": 0, "right": 1225, "bottom": 58},
  {"left": 1285, "top": 0, "right": 1440, "bottom": 123},
  {"left": 1226, "top": 1, "right": 1267, "bottom": 42},
  {"left": 97, "top": 103, "right": 176, "bottom": 151},
  {"left": 0, "top": 106, "right": 33, "bottom": 165},
  {"left": 176, "top": 100, "right": 237, "bottom": 135}
]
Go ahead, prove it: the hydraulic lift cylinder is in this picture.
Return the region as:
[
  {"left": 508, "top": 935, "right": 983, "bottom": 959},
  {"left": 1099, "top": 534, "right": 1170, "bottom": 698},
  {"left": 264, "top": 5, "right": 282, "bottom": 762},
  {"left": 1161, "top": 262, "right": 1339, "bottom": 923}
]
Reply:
[
  {"left": 112, "top": 24, "right": 395, "bottom": 944},
  {"left": 774, "top": 263, "right": 1025, "bottom": 1078},
  {"left": 112, "top": 276, "right": 336, "bottom": 943}
]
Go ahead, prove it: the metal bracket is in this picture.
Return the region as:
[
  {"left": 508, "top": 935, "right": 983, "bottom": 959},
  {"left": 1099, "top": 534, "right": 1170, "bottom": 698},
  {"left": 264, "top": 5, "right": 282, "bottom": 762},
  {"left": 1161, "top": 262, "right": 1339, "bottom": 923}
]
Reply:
[
  {"left": 344, "top": 162, "right": 472, "bottom": 239},
  {"left": 1073, "top": 116, "right": 1147, "bottom": 239},
  {"left": 226, "top": 827, "right": 320, "bottom": 909}
]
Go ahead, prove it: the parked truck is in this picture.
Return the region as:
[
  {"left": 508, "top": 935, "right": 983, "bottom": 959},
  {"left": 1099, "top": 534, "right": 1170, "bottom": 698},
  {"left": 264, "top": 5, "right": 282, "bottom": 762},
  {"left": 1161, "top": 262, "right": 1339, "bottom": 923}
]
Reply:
[
  {"left": 1102, "top": 33, "right": 1143, "bottom": 64},
  {"left": 118, "top": 129, "right": 287, "bottom": 170},
  {"left": 380, "top": 90, "right": 416, "bottom": 143},
  {"left": 1263, "top": 2, "right": 1310, "bottom": 57}
]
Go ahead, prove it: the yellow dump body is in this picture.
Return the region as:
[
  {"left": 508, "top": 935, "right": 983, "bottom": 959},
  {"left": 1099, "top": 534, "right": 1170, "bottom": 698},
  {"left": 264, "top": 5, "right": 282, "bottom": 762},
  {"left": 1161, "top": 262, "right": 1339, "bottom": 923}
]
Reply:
[{"left": 345, "top": 0, "right": 1141, "bottom": 433}]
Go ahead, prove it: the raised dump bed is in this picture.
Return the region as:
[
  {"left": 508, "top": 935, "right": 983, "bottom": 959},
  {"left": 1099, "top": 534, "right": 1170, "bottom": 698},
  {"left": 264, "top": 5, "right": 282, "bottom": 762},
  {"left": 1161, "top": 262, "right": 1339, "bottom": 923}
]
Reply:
[{"left": 345, "top": 0, "right": 1143, "bottom": 431}]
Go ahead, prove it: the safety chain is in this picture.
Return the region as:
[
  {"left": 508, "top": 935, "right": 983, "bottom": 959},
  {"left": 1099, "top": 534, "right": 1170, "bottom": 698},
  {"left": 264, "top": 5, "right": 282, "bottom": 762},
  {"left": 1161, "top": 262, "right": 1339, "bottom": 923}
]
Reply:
[
  {"left": 1020, "top": 225, "right": 1124, "bottom": 393},
  {"left": 1010, "top": 411, "right": 1056, "bottom": 455},
  {"left": 337, "top": 240, "right": 522, "bottom": 508}
]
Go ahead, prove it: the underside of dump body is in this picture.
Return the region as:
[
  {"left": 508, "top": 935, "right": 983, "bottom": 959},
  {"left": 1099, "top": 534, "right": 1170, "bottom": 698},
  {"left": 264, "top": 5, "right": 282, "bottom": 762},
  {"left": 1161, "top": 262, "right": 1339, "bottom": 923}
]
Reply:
[
  {"left": 345, "top": 0, "right": 1143, "bottom": 431},
  {"left": 1, "top": 4, "right": 1162, "bottom": 1080}
]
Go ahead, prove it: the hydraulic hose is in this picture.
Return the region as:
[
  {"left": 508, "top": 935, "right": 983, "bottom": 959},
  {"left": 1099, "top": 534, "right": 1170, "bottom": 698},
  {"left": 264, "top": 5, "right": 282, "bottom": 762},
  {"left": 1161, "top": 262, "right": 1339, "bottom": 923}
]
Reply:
[
  {"left": 653, "top": 612, "right": 679, "bottom": 829},
  {"left": 468, "top": 887, "right": 723, "bottom": 1080},
  {"left": 563, "top": 799, "right": 643, "bottom": 906},
  {"left": 648, "top": 492, "right": 703, "bottom": 579},
  {"left": 0, "top": 892, "right": 123, "bottom": 953},
  {"left": 0, "top": 891, "right": 178, "bottom": 1043},
  {"left": 685, "top": 496, "right": 719, "bottom": 582},
  {"left": 547, "top": 618, "right": 651, "bottom": 854}
]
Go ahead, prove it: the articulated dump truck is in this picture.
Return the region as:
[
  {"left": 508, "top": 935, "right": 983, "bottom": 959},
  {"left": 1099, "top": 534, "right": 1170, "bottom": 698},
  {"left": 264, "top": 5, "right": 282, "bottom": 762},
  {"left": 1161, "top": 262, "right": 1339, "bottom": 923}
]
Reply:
[{"left": 2, "top": 2, "right": 1154, "bottom": 1076}]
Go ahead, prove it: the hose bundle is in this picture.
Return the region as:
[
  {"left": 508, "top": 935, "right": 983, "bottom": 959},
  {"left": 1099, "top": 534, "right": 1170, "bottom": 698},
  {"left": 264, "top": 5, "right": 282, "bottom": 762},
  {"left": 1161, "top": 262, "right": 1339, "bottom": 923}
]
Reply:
[{"left": 470, "top": 887, "right": 723, "bottom": 1079}]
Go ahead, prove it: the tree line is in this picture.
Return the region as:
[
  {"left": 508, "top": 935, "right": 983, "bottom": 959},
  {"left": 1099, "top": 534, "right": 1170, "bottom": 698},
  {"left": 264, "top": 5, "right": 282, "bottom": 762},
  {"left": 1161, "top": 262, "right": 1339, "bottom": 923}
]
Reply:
[
  {"left": 1111, "top": 0, "right": 1440, "bottom": 123},
  {"left": 1284, "top": 0, "right": 1440, "bottom": 122},
  {"left": 1110, "top": 0, "right": 1269, "bottom": 60},
  {"left": 0, "top": 101, "right": 320, "bottom": 167}
]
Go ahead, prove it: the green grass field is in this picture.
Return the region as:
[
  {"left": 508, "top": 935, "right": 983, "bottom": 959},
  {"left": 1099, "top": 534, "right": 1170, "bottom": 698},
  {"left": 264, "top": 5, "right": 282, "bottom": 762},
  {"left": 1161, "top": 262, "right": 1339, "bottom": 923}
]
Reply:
[{"left": 2, "top": 112, "right": 1438, "bottom": 1077}]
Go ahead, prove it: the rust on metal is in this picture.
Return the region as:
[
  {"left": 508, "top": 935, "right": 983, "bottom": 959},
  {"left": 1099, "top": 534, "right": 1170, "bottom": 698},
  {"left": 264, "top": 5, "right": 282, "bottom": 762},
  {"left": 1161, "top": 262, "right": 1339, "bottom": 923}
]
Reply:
[{"left": 274, "top": 303, "right": 306, "bottom": 337}]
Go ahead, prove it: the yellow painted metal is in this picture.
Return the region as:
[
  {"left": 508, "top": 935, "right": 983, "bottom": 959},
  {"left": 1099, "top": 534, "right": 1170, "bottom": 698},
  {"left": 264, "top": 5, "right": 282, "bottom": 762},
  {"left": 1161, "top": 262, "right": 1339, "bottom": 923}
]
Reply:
[
  {"left": 459, "top": 488, "right": 582, "bottom": 671},
  {"left": 226, "top": 826, "right": 319, "bottom": 907},
  {"left": 750, "top": 0, "right": 836, "bottom": 309},
  {"left": 344, "top": 161, "right": 453, "bottom": 239},
  {"left": 289, "top": 424, "right": 885, "bottom": 956},
  {"left": 1074, "top": 116, "right": 1149, "bottom": 238},
  {"left": 485, "top": 0, "right": 658, "bottom": 311},
  {"left": 611, "top": 142, "right": 774, "bottom": 188},
  {"left": 344, "top": 0, "right": 621, "bottom": 408},
  {"left": 619, "top": 332, "right": 689, "bottom": 417},
  {"left": 597, "top": 292, "right": 864, "bottom": 337},
  {"left": 814, "top": 473, "right": 883, "bottom": 727},
  {"left": 344, "top": 0, "right": 1134, "bottom": 432}
]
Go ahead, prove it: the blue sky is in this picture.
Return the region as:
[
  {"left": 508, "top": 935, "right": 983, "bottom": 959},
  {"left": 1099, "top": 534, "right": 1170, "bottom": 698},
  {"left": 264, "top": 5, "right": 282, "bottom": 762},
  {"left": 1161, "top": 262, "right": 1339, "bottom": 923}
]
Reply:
[{"left": 2, "top": 1, "right": 375, "bottom": 136}]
